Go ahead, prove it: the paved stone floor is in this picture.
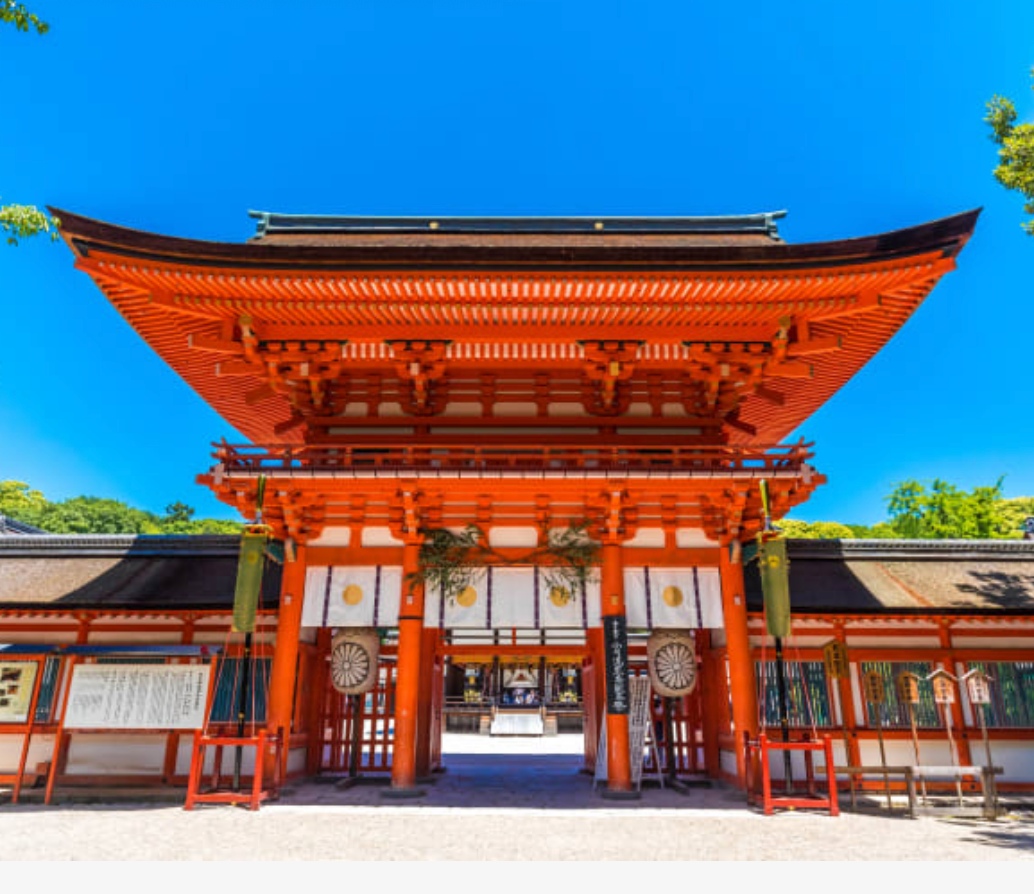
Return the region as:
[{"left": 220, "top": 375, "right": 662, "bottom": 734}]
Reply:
[{"left": 2, "top": 734, "right": 1032, "bottom": 868}]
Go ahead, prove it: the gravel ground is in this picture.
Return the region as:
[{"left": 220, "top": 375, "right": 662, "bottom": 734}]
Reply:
[{"left": 2, "top": 734, "right": 1031, "bottom": 866}]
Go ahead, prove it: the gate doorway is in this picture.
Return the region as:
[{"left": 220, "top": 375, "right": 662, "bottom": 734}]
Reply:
[{"left": 313, "top": 630, "right": 711, "bottom": 785}]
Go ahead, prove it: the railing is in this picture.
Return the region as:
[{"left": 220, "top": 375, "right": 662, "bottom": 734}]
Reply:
[{"left": 210, "top": 439, "right": 815, "bottom": 476}]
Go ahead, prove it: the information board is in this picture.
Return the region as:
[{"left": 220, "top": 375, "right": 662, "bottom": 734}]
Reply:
[
  {"left": 594, "top": 674, "right": 653, "bottom": 788},
  {"left": 0, "top": 661, "right": 38, "bottom": 723},
  {"left": 603, "top": 615, "right": 630, "bottom": 714},
  {"left": 63, "top": 664, "right": 211, "bottom": 730}
]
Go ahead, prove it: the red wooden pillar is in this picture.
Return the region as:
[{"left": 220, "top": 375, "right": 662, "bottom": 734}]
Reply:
[
  {"left": 266, "top": 541, "right": 307, "bottom": 782},
  {"left": 306, "top": 626, "right": 332, "bottom": 775},
  {"left": 833, "top": 626, "right": 861, "bottom": 768},
  {"left": 388, "top": 540, "right": 426, "bottom": 796},
  {"left": 416, "top": 626, "right": 440, "bottom": 777},
  {"left": 600, "top": 541, "right": 637, "bottom": 798},
  {"left": 719, "top": 540, "right": 758, "bottom": 788},
  {"left": 700, "top": 630, "right": 722, "bottom": 777}
]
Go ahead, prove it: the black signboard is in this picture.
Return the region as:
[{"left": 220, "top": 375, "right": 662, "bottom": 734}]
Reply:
[{"left": 603, "top": 614, "right": 630, "bottom": 714}]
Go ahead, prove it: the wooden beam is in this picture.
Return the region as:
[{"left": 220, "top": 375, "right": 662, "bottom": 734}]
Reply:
[
  {"left": 187, "top": 333, "right": 242, "bottom": 354},
  {"left": 753, "top": 385, "right": 785, "bottom": 406},
  {"left": 787, "top": 336, "right": 841, "bottom": 356}
]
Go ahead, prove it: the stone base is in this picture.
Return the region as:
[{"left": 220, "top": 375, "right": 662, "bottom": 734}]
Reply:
[{"left": 379, "top": 786, "right": 426, "bottom": 799}]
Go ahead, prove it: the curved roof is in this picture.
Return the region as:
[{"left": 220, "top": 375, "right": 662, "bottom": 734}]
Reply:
[{"left": 53, "top": 208, "right": 979, "bottom": 446}]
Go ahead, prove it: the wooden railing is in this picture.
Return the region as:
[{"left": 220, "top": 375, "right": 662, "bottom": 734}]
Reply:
[
  {"left": 744, "top": 732, "right": 840, "bottom": 817},
  {"left": 211, "top": 439, "right": 815, "bottom": 476}
]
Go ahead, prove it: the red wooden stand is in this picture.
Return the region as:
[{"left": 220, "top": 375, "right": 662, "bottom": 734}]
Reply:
[
  {"left": 184, "top": 729, "right": 281, "bottom": 811},
  {"left": 745, "top": 732, "right": 839, "bottom": 816}
]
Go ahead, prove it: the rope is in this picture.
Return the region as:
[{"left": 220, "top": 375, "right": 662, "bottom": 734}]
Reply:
[{"left": 758, "top": 637, "right": 768, "bottom": 734}]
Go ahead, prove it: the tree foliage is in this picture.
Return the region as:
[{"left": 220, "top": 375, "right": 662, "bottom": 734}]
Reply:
[
  {"left": 0, "top": 1, "right": 47, "bottom": 33},
  {"left": 782, "top": 477, "right": 1030, "bottom": 540},
  {"left": 885, "top": 477, "right": 1009, "bottom": 539},
  {"left": 0, "top": 481, "right": 243, "bottom": 534},
  {"left": 987, "top": 68, "right": 1034, "bottom": 235},
  {"left": 1, "top": 3, "right": 57, "bottom": 245}
]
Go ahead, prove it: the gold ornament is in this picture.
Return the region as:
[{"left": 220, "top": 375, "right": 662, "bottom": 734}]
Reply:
[
  {"left": 662, "top": 585, "right": 684, "bottom": 608},
  {"left": 550, "top": 585, "right": 572, "bottom": 607}
]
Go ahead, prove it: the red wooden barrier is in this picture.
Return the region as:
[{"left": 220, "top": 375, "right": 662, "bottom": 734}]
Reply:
[{"left": 745, "top": 732, "right": 839, "bottom": 816}]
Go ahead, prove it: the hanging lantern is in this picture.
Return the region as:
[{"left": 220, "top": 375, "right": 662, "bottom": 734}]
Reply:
[
  {"left": 329, "top": 628, "right": 381, "bottom": 694},
  {"left": 823, "top": 640, "right": 849, "bottom": 679},
  {"left": 758, "top": 536, "right": 791, "bottom": 639},
  {"left": 930, "top": 671, "right": 956, "bottom": 704},
  {"left": 863, "top": 670, "right": 885, "bottom": 705},
  {"left": 647, "top": 629, "right": 697, "bottom": 697},
  {"left": 896, "top": 671, "right": 921, "bottom": 705},
  {"left": 965, "top": 670, "right": 992, "bottom": 706},
  {"left": 232, "top": 525, "right": 270, "bottom": 634}
]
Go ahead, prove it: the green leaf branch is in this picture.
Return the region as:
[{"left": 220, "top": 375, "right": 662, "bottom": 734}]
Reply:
[
  {"left": 986, "top": 68, "right": 1034, "bottom": 235},
  {"left": 0, "top": 203, "right": 58, "bottom": 245},
  {"left": 1, "top": 1, "right": 48, "bottom": 34},
  {"left": 410, "top": 522, "right": 600, "bottom": 603}
]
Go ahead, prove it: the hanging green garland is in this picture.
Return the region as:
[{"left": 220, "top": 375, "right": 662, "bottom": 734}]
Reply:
[{"left": 410, "top": 522, "right": 600, "bottom": 604}]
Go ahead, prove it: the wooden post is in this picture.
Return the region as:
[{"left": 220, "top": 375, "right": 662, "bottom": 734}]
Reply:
[
  {"left": 265, "top": 541, "right": 307, "bottom": 783},
  {"left": 416, "top": 626, "right": 439, "bottom": 777},
  {"left": 718, "top": 541, "right": 758, "bottom": 788},
  {"left": 305, "top": 628, "right": 332, "bottom": 775},
  {"left": 388, "top": 541, "right": 426, "bottom": 796},
  {"left": 600, "top": 541, "right": 636, "bottom": 798},
  {"left": 700, "top": 637, "right": 722, "bottom": 778}
]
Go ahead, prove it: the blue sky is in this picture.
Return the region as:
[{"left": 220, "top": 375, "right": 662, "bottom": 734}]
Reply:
[{"left": 1, "top": 1, "right": 1032, "bottom": 526}]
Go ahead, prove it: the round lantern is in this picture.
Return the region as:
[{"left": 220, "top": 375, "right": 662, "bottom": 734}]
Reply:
[
  {"left": 647, "top": 630, "right": 697, "bottom": 698},
  {"left": 329, "top": 628, "right": 380, "bottom": 694}
]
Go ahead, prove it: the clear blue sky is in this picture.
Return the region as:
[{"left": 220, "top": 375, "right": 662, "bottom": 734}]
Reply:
[{"left": 1, "top": 1, "right": 1032, "bottom": 527}]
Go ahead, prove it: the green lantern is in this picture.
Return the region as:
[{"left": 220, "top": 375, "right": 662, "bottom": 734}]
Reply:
[
  {"left": 758, "top": 535, "right": 791, "bottom": 639},
  {"left": 233, "top": 526, "right": 269, "bottom": 634}
]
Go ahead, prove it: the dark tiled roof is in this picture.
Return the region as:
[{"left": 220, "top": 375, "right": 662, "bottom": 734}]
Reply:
[
  {"left": 51, "top": 207, "right": 979, "bottom": 269},
  {"left": 0, "top": 535, "right": 281, "bottom": 611},
  {"left": 247, "top": 211, "right": 787, "bottom": 248},
  {"left": 0, "top": 515, "right": 47, "bottom": 535},
  {"left": 745, "top": 539, "right": 1034, "bottom": 615}
]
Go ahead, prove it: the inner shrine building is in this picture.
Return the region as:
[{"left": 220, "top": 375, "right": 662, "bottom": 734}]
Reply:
[{"left": 46, "top": 206, "right": 980, "bottom": 798}]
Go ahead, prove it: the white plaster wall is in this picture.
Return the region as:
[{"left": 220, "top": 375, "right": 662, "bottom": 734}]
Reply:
[
  {"left": 720, "top": 747, "right": 738, "bottom": 779},
  {"left": 64, "top": 734, "right": 168, "bottom": 775},
  {"left": 978, "top": 741, "right": 1034, "bottom": 782}
]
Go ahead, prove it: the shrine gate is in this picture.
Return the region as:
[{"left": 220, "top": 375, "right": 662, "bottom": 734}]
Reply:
[{"left": 52, "top": 206, "right": 978, "bottom": 798}]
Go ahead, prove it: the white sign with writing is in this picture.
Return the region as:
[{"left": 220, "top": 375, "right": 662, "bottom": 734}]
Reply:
[{"left": 63, "top": 664, "right": 211, "bottom": 730}]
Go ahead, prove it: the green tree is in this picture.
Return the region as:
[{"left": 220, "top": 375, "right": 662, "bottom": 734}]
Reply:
[
  {"left": 999, "top": 496, "right": 1034, "bottom": 539},
  {"left": 34, "top": 496, "right": 161, "bottom": 534},
  {"left": 0, "top": 480, "right": 243, "bottom": 534},
  {"left": 776, "top": 519, "right": 857, "bottom": 539},
  {"left": 1, "top": 2, "right": 57, "bottom": 245},
  {"left": 0, "top": 480, "right": 48, "bottom": 525},
  {"left": 885, "top": 477, "right": 1011, "bottom": 539},
  {"left": 986, "top": 68, "right": 1034, "bottom": 234}
]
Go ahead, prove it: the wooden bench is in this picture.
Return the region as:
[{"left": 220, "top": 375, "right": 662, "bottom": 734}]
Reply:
[{"left": 837, "top": 764, "right": 1002, "bottom": 819}]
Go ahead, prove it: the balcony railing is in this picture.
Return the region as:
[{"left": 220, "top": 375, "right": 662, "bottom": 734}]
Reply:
[{"left": 210, "top": 439, "right": 815, "bottom": 476}]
